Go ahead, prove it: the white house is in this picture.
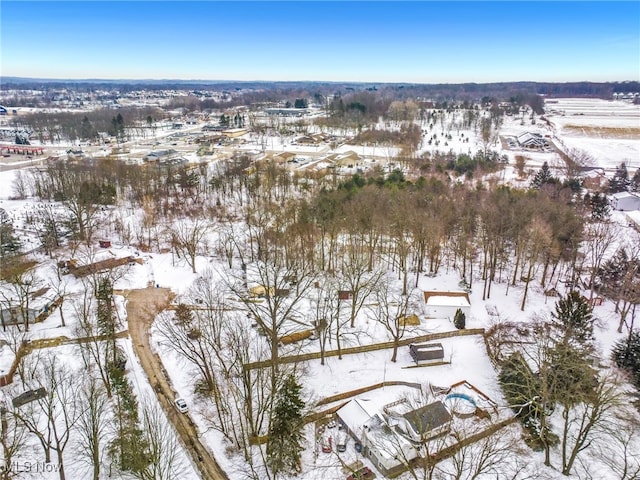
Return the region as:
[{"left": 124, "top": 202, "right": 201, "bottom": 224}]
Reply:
[
  {"left": 422, "top": 291, "right": 471, "bottom": 320},
  {"left": 610, "top": 191, "right": 640, "bottom": 211},
  {"left": 337, "top": 399, "right": 420, "bottom": 477}
]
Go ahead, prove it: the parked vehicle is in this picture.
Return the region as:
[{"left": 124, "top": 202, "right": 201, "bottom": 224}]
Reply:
[
  {"left": 337, "top": 432, "right": 347, "bottom": 452},
  {"left": 175, "top": 397, "right": 189, "bottom": 413},
  {"left": 347, "top": 466, "right": 374, "bottom": 480}
]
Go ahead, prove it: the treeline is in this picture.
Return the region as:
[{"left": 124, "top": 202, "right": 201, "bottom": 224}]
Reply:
[{"left": 12, "top": 106, "right": 166, "bottom": 143}]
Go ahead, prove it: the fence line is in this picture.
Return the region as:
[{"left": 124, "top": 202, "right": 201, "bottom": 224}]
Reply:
[{"left": 243, "top": 328, "right": 485, "bottom": 371}]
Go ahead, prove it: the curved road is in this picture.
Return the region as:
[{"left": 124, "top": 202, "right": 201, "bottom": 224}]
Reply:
[{"left": 123, "top": 287, "right": 229, "bottom": 480}]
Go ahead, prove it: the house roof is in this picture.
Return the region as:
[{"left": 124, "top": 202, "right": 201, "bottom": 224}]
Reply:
[
  {"left": 402, "top": 401, "right": 452, "bottom": 435},
  {"left": 337, "top": 398, "right": 378, "bottom": 437},
  {"left": 517, "top": 132, "right": 545, "bottom": 146},
  {"left": 611, "top": 191, "right": 640, "bottom": 200},
  {"left": 423, "top": 291, "right": 470, "bottom": 306}
]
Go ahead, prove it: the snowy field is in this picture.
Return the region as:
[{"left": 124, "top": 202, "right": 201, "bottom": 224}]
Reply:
[{"left": 545, "top": 98, "right": 640, "bottom": 171}]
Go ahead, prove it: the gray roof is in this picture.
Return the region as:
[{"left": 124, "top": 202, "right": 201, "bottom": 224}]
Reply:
[{"left": 402, "top": 401, "right": 452, "bottom": 435}]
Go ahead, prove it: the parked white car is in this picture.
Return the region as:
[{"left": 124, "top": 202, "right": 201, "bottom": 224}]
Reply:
[{"left": 175, "top": 397, "right": 189, "bottom": 413}]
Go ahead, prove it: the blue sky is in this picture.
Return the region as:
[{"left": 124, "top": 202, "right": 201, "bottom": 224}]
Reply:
[{"left": 1, "top": 1, "right": 639, "bottom": 83}]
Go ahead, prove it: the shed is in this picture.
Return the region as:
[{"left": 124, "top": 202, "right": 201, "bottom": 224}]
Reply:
[
  {"left": 423, "top": 291, "right": 471, "bottom": 320},
  {"left": 338, "top": 290, "right": 353, "bottom": 301},
  {"left": 409, "top": 343, "right": 444, "bottom": 365},
  {"left": 610, "top": 192, "right": 640, "bottom": 211},
  {"left": 12, "top": 388, "right": 47, "bottom": 408}
]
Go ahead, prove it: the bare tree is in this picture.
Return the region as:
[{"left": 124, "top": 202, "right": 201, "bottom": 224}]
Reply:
[
  {"left": 156, "top": 306, "right": 225, "bottom": 424},
  {"left": 583, "top": 221, "right": 616, "bottom": 301},
  {"left": 11, "top": 355, "right": 81, "bottom": 480},
  {"left": 520, "top": 218, "right": 552, "bottom": 311},
  {"left": 169, "top": 219, "right": 209, "bottom": 273},
  {"left": 596, "top": 411, "right": 640, "bottom": 480},
  {"left": 368, "top": 281, "right": 412, "bottom": 362},
  {"left": 0, "top": 270, "right": 43, "bottom": 332},
  {"left": 73, "top": 279, "right": 115, "bottom": 397},
  {"left": 134, "top": 401, "right": 186, "bottom": 480},
  {"left": 226, "top": 261, "right": 315, "bottom": 394},
  {"left": 339, "top": 247, "right": 383, "bottom": 328},
  {"left": 558, "top": 371, "right": 625, "bottom": 476},
  {"left": 75, "top": 377, "right": 110, "bottom": 480},
  {"left": 309, "top": 276, "right": 343, "bottom": 365},
  {"left": 436, "top": 425, "right": 534, "bottom": 480},
  {"left": 0, "top": 403, "right": 26, "bottom": 480}
]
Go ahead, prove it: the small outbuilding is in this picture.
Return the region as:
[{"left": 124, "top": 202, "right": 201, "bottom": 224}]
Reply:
[
  {"left": 422, "top": 291, "right": 471, "bottom": 320},
  {"left": 610, "top": 192, "right": 640, "bottom": 211},
  {"left": 409, "top": 343, "right": 445, "bottom": 365}
]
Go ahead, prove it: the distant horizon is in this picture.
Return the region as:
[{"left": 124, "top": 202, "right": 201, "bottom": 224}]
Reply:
[
  {"left": 2, "top": 2, "right": 639, "bottom": 83},
  {"left": 2, "top": 76, "right": 639, "bottom": 86}
]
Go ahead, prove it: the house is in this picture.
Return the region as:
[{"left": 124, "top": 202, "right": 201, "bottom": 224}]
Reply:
[
  {"left": 296, "top": 133, "right": 326, "bottom": 145},
  {"left": 409, "top": 343, "right": 445, "bottom": 365},
  {"left": 143, "top": 149, "right": 177, "bottom": 163},
  {"left": 610, "top": 191, "right": 640, "bottom": 211},
  {"left": 517, "top": 132, "right": 546, "bottom": 149},
  {"left": 265, "top": 107, "right": 308, "bottom": 117},
  {"left": 337, "top": 397, "right": 451, "bottom": 477},
  {"left": 396, "top": 401, "right": 452, "bottom": 442},
  {"left": 0, "top": 307, "right": 39, "bottom": 327},
  {"left": 337, "top": 400, "right": 419, "bottom": 477},
  {"left": 362, "top": 415, "right": 419, "bottom": 477},
  {"left": 273, "top": 151, "right": 296, "bottom": 164},
  {"left": 332, "top": 151, "right": 362, "bottom": 168},
  {"left": 221, "top": 128, "right": 248, "bottom": 138},
  {"left": 422, "top": 291, "right": 471, "bottom": 320}
]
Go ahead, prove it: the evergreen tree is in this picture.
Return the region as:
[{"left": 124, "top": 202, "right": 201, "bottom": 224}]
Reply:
[
  {"left": 80, "top": 115, "right": 97, "bottom": 140},
  {"left": 596, "top": 247, "right": 639, "bottom": 300},
  {"left": 108, "top": 365, "right": 150, "bottom": 474},
  {"left": 587, "top": 192, "right": 610, "bottom": 221},
  {"left": 266, "top": 374, "right": 305, "bottom": 477},
  {"left": 608, "top": 162, "right": 630, "bottom": 193},
  {"left": 551, "top": 291, "right": 594, "bottom": 351},
  {"left": 612, "top": 330, "right": 640, "bottom": 389},
  {"left": 453, "top": 308, "right": 466, "bottom": 329},
  {"left": 0, "top": 223, "right": 21, "bottom": 258},
  {"left": 530, "top": 162, "right": 554, "bottom": 189},
  {"left": 631, "top": 167, "right": 640, "bottom": 192}
]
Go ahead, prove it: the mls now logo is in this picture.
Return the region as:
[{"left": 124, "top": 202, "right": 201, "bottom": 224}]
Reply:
[{"left": 1, "top": 461, "right": 62, "bottom": 473}]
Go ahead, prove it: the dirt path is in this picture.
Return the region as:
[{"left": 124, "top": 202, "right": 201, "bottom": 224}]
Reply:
[{"left": 123, "top": 287, "right": 229, "bottom": 480}]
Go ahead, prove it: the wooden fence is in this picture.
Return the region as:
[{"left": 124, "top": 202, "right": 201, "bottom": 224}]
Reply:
[{"left": 243, "top": 328, "right": 485, "bottom": 371}]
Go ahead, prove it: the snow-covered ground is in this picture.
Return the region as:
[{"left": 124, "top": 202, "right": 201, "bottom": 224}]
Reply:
[{"left": 545, "top": 98, "right": 640, "bottom": 171}]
